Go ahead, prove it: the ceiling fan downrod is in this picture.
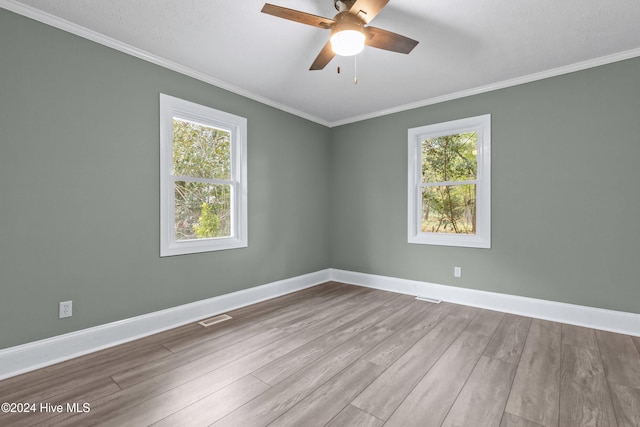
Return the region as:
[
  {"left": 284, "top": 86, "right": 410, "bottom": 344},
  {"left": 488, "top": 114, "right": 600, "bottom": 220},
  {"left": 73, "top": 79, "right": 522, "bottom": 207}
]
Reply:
[
  {"left": 334, "top": 0, "right": 356, "bottom": 12},
  {"left": 261, "top": 1, "right": 419, "bottom": 70}
]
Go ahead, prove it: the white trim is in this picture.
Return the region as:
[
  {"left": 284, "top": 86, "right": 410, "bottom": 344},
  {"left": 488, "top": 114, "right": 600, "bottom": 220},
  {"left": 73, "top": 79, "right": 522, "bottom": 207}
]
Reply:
[
  {"left": 0, "top": 0, "right": 331, "bottom": 128},
  {"left": 329, "top": 48, "right": 640, "bottom": 127},
  {"left": 0, "top": 269, "right": 331, "bottom": 380},
  {"left": 422, "top": 179, "right": 477, "bottom": 187},
  {"left": 2, "top": 0, "right": 640, "bottom": 128},
  {"left": 2, "top": 267, "right": 639, "bottom": 379},
  {"left": 408, "top": 115, "right": 491, "bottom": 249},
  {"left": 329, "top": 269, "right": 640, "bottom": 337},
  {"left": 159, "top": 94, "right": 248, "bottom": 256}
]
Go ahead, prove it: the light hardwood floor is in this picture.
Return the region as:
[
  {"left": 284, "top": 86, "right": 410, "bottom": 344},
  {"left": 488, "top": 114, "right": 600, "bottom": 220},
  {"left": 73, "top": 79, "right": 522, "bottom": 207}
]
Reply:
[{"left": 1, "top": 282, "right": 639, "bottom": 426}]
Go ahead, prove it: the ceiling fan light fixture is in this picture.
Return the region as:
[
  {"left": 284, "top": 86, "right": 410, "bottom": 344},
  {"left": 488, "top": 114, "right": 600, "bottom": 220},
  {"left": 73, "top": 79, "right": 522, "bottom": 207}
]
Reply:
[
  {"left": 330, "top": 28, "right": 365, "bottom": 56},
  {"left": 261, "top": 2, "right": 419, "bottom": 70}
]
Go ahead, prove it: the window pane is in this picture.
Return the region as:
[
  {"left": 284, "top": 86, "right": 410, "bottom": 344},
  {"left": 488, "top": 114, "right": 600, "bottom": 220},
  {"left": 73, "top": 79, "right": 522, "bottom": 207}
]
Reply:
[
  {"left": 174, "top": 181, "right": 231, "bottom": 240},
  {"left": 172, "top": 118, "right": 231, "bottom": 180},
  {"left": 422, "top": 132, "right": 477, "bottom": 183},
  {"left": 422, "top": 184, "right": 476, "bottom": 234}
]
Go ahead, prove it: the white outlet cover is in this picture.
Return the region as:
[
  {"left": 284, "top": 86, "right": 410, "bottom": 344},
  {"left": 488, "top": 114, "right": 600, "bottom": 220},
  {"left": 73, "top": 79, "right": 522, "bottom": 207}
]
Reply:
[
  {"left": 59, "top": 301, "right": 72, "bottom": 318},
  {"left": 454, "top": 267, "right": 462, "bottom": 278}
]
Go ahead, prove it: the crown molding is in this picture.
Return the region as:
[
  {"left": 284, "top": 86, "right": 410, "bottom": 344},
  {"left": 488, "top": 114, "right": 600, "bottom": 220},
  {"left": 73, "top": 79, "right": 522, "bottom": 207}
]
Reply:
[
  {"left": 0, "top": 0, "right": 332, "bottom": 127},
  {"left": 2, "top": 0, "right": 640, "bottom": 128},
  {"left": 329, "top": 47, "right": 640, "bottom": 127}
]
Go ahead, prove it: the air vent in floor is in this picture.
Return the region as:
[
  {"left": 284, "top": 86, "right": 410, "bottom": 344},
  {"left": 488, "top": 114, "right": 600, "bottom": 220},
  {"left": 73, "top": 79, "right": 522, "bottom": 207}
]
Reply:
[
  {"left": 198, "top": 314, "right": 232, "bottom": 327},
  {"left": 415, "top": 296, "right": 442, "bottom": 303}
]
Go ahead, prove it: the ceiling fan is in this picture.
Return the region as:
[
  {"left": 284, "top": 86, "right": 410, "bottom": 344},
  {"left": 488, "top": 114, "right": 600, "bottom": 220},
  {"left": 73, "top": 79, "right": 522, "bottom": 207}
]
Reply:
[{"left": 261, "top": 0, "right": 419, "bottom": 70}]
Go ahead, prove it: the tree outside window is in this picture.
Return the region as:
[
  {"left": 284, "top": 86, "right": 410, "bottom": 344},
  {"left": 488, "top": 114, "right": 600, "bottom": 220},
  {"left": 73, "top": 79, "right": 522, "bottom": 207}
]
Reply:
[
  {"left": 160, "top": 94, "right": 247, "bottom": 256},
  {"left": 408, "top": 115, "right": 491, "bottom": 248},
  {"left": 172, "top": 118, "right": 231, "bottom": 240},
  {"left": 421, "top": 132, "right": 477, "bottom": 234}
]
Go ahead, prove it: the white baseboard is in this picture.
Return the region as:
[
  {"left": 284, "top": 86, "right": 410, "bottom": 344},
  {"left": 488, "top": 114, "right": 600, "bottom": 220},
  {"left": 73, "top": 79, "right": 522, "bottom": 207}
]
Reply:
[
  {"left": 0, "top": 269, "right": 331, "bottom": 380},
  {"left": 330, "top": 269, "right": 640, "bottom": 337},
  {"left": 3, "top": 267, "right": 638, "bottom": 380}
]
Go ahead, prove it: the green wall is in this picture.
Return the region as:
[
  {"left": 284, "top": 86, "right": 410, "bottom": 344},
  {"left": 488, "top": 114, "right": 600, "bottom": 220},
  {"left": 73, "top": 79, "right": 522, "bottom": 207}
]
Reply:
[
  {"left": 330, "top": 57, "right": 640, "bottom": 314},
  {"left": 2, "top": 9, "right": 640, "bottom": 350},
  {"left": 0, "top": 10, "right": 331, "bottom": 349}
]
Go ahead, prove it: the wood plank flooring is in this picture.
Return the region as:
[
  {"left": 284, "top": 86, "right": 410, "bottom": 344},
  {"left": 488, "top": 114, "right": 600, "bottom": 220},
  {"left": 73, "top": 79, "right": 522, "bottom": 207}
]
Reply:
[{"left": 1, "top": 282, "right": 639, "bottom": 427}]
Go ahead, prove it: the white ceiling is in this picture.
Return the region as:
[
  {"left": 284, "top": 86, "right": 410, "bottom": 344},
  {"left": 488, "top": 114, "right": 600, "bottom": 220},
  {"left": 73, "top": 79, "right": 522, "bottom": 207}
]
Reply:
[{"left": 4, "top": 0, "right": 640, "bottom": 126}]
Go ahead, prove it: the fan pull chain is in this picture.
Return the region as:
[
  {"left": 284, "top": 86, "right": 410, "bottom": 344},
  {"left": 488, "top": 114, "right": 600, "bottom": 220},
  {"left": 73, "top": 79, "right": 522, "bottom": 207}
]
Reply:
[{"left": 354, "top": 55, "right": 358, "bottom": 85}]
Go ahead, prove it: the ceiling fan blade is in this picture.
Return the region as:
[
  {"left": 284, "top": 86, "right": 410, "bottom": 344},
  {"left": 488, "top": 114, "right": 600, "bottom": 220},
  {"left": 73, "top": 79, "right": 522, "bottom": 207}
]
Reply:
[
  {"left": 261, "top": 4, "right": 335, "bottom": 29},
  {"left": 365, "top": 26, "right": 419, "bottom": 54},
  {"left": 347, "top": 0, "right": 390, "bottom": 24},
  {"left": 309, "top": 41, "right": 336, "bottom": 70}
]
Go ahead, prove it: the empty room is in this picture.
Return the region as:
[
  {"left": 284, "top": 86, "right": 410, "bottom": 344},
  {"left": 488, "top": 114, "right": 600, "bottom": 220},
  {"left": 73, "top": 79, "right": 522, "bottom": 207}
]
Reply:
[{"left": 1, "top": 0, "right": 639, "bottom": 426}]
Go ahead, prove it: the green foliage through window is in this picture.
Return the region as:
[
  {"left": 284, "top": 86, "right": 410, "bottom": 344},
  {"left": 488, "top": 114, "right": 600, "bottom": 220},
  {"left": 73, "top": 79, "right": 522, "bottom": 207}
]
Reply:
[
  {"left": 172, "top": 118, "right": 230, "bottom": 180},
  {"left": 172, "top": 119, "right": 232, "bottom": 240},
  {"left": 421, "top": 132, "right": 477, "bottom": 234}
]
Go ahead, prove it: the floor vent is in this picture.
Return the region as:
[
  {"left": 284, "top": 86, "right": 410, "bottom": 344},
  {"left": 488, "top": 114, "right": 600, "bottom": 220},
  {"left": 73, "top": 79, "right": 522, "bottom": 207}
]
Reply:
[
  {"left": 198, "top": 314, "right": 232, "bottom": 327},
  {"left": 415, "top": 296, "right": 442, "bottom": 304}
]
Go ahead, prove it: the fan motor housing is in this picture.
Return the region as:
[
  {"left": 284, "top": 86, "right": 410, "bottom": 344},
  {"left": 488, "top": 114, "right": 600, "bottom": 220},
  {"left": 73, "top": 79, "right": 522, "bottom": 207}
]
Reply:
[{"left": 330, "top": 11, "right": 366, "bottom": 36}]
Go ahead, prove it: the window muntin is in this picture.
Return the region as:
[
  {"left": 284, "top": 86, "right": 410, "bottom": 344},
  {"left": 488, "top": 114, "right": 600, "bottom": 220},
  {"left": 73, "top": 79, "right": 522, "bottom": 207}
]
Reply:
[
  {"left": 408, "top": 115, "right": 491, "bottom": 248},
  {"left": 421, "top": 131, "right": 478, "bottom": 234},
  {"left": 160, "top": 94, "right": 247, "bottom": 256}
]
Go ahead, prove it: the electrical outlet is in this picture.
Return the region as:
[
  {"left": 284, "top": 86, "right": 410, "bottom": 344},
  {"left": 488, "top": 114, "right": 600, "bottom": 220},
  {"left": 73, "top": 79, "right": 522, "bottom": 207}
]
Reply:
[
  {"left": 454, "top": 267, "right": 462, "bottom": 278},
  {"left": 59, "top": 301, "right": 72, "bottom": 318}
]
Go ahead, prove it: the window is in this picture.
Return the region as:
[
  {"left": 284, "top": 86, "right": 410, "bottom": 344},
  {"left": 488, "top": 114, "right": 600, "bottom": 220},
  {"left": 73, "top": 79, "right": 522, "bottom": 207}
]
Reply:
[
  {"left": 408, "top": 114, "right": 491, "bottom": 248},
  {"left": 160, "top": 94, "right": 247, "bottom": 256}
]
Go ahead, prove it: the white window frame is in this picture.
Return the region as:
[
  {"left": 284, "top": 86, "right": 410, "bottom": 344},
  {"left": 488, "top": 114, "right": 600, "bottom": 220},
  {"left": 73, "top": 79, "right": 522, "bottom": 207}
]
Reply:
[
  {"left": 160, "top": 94, "right": 247, "bottom": 256},
  {"left": 407, "top": 114, "right": 491, "bottom": 248}
]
